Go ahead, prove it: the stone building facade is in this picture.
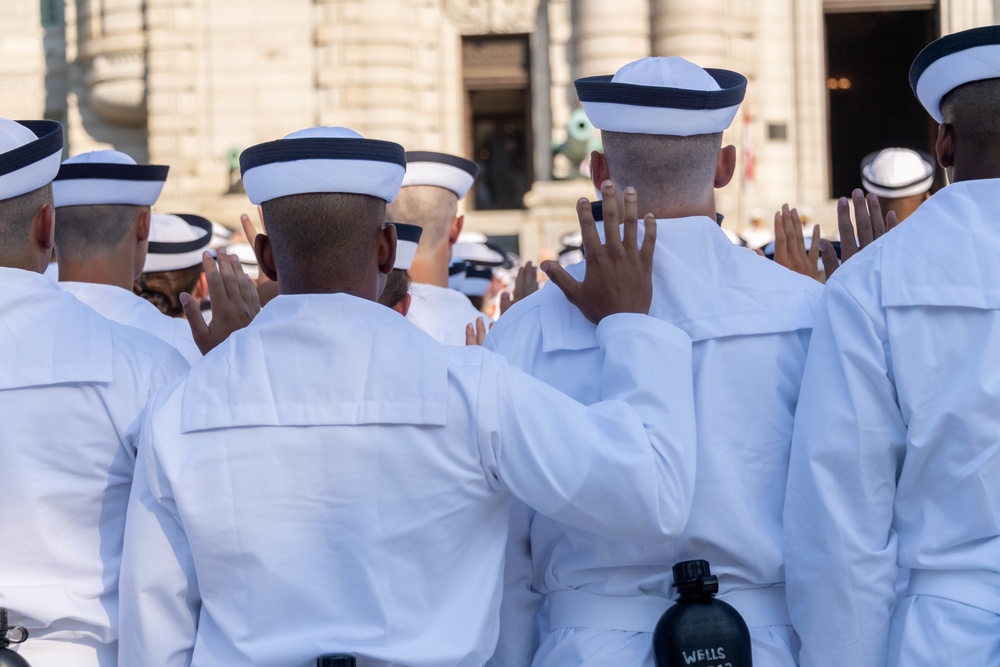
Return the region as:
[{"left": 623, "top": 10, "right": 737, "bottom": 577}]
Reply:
[{"left": 1, "top": 0, "right": 997, "bottom": 259}]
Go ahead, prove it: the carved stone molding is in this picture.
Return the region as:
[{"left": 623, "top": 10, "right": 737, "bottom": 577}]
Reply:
[
  {"left": 445, "top": 0, "right": 540, "bottom": 34},
  {"left": 86, "top": 50, "right": 146, "bottom": 126}
]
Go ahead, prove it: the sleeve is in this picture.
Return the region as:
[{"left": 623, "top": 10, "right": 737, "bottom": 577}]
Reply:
[
  {"left": 485, "top": 498, "right": 544, "bottom": 667},
  {"left": 783, "top": 277, "right": 906, "bottom": 667},
  {"left": 477, "top": 312, "right": 696, "bottom": 544},
  {"left": 118, "top": 406, "right": 201, "bottom": 667}
]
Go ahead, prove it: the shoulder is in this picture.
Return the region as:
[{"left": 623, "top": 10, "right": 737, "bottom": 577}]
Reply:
[
  {"left": 109, "top": 320, "right": 191, "bottom": 377},
  {"left": 486, "top": 289, "right": 544, "bottom": 349}
]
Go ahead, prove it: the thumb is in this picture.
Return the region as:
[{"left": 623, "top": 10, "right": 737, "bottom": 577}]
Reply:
[
  {"left": 181, "top": 292, "right": 211, "bottom": 355},
  {"left": 540, "top": 260, "right": 580, "bottom": 305}
]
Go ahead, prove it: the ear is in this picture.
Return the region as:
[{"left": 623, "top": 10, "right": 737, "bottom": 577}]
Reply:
[
  {"left": 379, "top": 223, "right": 397, "bottom": 276},
  {"left": 194, "top": 272, "right": 209, "bottom": 301},
  {"left": 392, "top": 292, "right": 412, "bottom": 317},
  {"left": 448, "top": 214, "right": 465, "bottom": 246},
  {"left": 935, "top": 123, "right": 954, "bottom": 170},
  {"left": 135, "top": 208, "right": 151, "bottom": 242},
  {"left": 254, "top": 233, "right": 279, "bottom": 282},
  {"left": 590, "top": 151, "right": 610, "bottom": 191},
  {"left": 715, "top": 145, "right": 737, "bottom": 189},
  {"left": 33, "top": 203, "right": 55, "bottom": 252}
]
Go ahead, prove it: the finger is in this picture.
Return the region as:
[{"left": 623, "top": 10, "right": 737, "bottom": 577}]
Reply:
[
  {"left": 575, "top": 198, "right": 602, "bottom": 259},
  {"left": 216, "top": 247, "right": 241, "bottom": 302},
  {"left": 773, "top": 210, "right": 787, "bottom": 262},
  {"left": 202, "top": 250, "right": 226, "bottom": 304},
  {"left": 231, "top": 254, "right": 254, "bottom": 312},
  {"left": 180, "top": 292, "right": 210, "bottom": 354},
  {"left": 476, "top": 317, "right": 487, "bottom": 345},
  {"left": 866, "top": 192, "right": 885, "bottom": 239},
  {"left": 790, "top": 207, "right": 806, "bottom": 248},
  {"left": 807, "top": 224, "right": 821, "bottom": 276},
  {"left": 853, "top": 189, "right": 873, "bottom": 248},
  {"left": 621, "top": 186, "right": 639, "bottom": 254},
  {"left": 540, "top": 260, "right": 581, "bottom": 306},
  {"left": 247, "top": 269, "right": 261, "bottom": 312},
  {"left": 526, "top": 261, "right": 539, "bottom": 294},
  {"left": 240, "top": 213, "right": 258, "bottom": 244},
  {"left": 600, "top": 180, "right": 623, "bottom": 254},
  {"left": 499, "top": 291, "right": 512, "bottom": 315},
  {"left": 819, "top": 239, "right": 840, "bottom": 280},
  {"left": 465, "top": 323, "right": 476, "bottom": 346},
  {"left": 639, "top": 215, "right": 657, "bottom": 266},
  {"left": 885, "top": 209, "right": 899, "bottom": 232},
  {"left": 837, "top": 197, "right": 859, "bottom": 260}
]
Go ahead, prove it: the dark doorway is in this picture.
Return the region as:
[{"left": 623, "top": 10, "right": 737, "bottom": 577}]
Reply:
[
  {"left": 825, "top": 10, "right": 938, "bottom": 198},
  {"left": 463, "top": 35, "right": 533, "bottom": 210}
]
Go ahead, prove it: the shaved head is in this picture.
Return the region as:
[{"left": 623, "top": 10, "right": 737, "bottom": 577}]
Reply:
[
  {"left": 0, "top": 184, "right": 52, "bottom": 261},
  {"left": 601, "top": 131, "right": 723, "bottom": 206},
  {"left": 941, "top": 78, "right": 1000, "bottom": 159},
  {"left": 54, "top": 204, "right": 146, "bottom": 261},
  {"left": 385, "top": 186, "right": 458, "bottom": 251},
  {"left": 261, "top": 192, "right": 386, "bottom": 287}
]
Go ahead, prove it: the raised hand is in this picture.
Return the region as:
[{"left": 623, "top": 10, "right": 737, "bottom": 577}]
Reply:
[
  {"left": 499, "top": 261, "right": 539, "bottom": 316},
  {"left": 465, "top": 317, "right": 490, "bottom": 346},
  {"left": 541, "top": 181, "right": 656, "bottom": 324},
  {"left": 182, "top": 248, "right": 261, "bottom": 355},
  {"left": 827, "top": 189, "right": 898, "bottom": 278}
]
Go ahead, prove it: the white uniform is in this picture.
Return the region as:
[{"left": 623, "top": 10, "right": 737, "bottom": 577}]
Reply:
[
  {"left": 60, "top": 280, "right": 202, "bottom": 363},
  {"left": 0, "top": 267, "right": 189, "bottom": 666},
  {"left": 785, "top": 179, "right": 1000, "bottom": 667},
  {"left": 118, "top": 292, "right": 696, "bottom": 667},
  {"left": 486, "top": 217, "right": 823, "bottom": 667},
  {"left": 406, "top": 281, "right": 489, "bottom": 345}
]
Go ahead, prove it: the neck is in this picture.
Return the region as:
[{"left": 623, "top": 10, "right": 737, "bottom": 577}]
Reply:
[
  {"left": 276, "top": 271, "right": 383, "bottom": 301},
  {"left": 408, "top": 243, "right": 450, "bottom": 287},
  {"left": 949, "top": 156, "right": 1000, "bottom": 184},
  {"left": 59, "top": 251, "right": 137, "bottom": 291},
  {"left": 637, "top": 194, "right": 716, "bottom": 222}
]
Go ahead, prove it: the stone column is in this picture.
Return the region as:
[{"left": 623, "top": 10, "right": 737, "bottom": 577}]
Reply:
[
  {"left": 0, "top": 0, "right": 47, "bottom": 120},
  {"left": 574, "top": 0, "right": 651, "bottom": 80},
  {"left": 940, "top": 0, "right": 995, "bottom": 34},
  {"left": 651, "top": 0, "right": 727, "bottom": 67}
]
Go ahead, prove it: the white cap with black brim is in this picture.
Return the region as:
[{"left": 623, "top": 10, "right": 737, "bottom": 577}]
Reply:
[
  {"left": 401, "top": 151, "right": 479, "bottom": 199},
  {"left": 575, "top": 56, "right": 747, "bottom": 136},
  {"left": 144, "top": 213, "right": 213, "bottom": 273},
  {"left": 910, "top": 25, "right": 1000, "bottom": 123},
  {"left": 461, "top": 264, "right": 494, "bottom": 298},
  {"left": 391, "top": 222, "right": 423, "bottom": 271},
  {"left": 53, "top": 150, "right": 169, "bottom": 207},
  {"left": 448, "top": 258, "right": 467, "bottom": 291},
  {"left": 0, "top": 119, "right": 64, "bottom": 201},
  {"left": 861, "top": 148, "right": 935, "bottom": 199},
  {"left": 452, "top": 241, "right": 506, "bottom": 267},
  {"left": 240, "top": 127, "right": 407, "bottom": 205}
]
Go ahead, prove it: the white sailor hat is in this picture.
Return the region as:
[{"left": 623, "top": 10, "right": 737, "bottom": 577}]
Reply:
[
  {"left": 448, "top": 258, "right": 467, "bottom": 290},
  {"left": 861, "top": 148, "right": 935, "bottom": 199},
  {"left": 144, "top": 213, "right": 213, "bottom": 273},
  {"left": 391, "top": 222, "right": 423, "bottom": 271},
  {"left": 0, "top": 119, "right": 64, "bottom": 201},
  {"left": 910, "top": 25, "right": 1000, "bottom": 122},
  {"left": 401, "top": 151, "right": 479, "bottom": 199},
  {"left": 210, "top": 221, "right": 234, "bottom": 250},
  {"left": 53, "top": 150, "right": 168, "bottom": 207},
  {"left": 575, "top": 56, "right": 747, "bottom": 136},
  {"left": 461, "top": 264, "right": 494, "bottom": 298},
  {"left": 240, "top": 126, "right": 406, "bottom": 205},
  {"left": 452, "top": 241, "right": 506, "bottom": 267}
]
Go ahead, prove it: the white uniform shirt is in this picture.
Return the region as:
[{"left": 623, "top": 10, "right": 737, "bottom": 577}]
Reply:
[
  {"left": 485, "top": 217, "right": 823, "bottom": 667},
  {"left": 0, "top": 268, "right": 189, "bottom": 666},
  {"left": 60, "top": 281, "right": 202, "bottom": 363},
  {"left": 406, "top": 281, "right": 489, "bottom": 345},
  {"left": 785, "top": 179, "right": 1000, "bottom": 667},
  {"left": 118, "top": 293, "right": 696, "bottom": 667}
]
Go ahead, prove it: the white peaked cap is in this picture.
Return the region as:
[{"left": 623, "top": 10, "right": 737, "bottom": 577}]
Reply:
[
  {"left": 910, "top": 25, "right": 1000, "bottom": 122},
  {"left": 448, "top": 258, "right": 467, "bottom": 290},
  {"left": 391, "top": 222, "right": 423, "bottom": 271},
  {"left": 401, "top": 151, "right": 479, "bottom": 199},
  {"left": 144, "top": 213, "right": 213, "bottom": 273},
  {"left": 53, "top": 150, "right": 169, "bottom": 207},
  {"left": 460, "top": 264, "right": 494, "bottom": 298},
  {"left": 576, "top": 56, "right": 747, "bottom": 136},
  {"left": 0, "top": 119, "right": 64, "bottom": 201},
  {"left": 861, "top": 148, "right": 935, "bottom": 199},
  {"left": 240, "top": 126, "right": 406, "bottom": 205}
]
